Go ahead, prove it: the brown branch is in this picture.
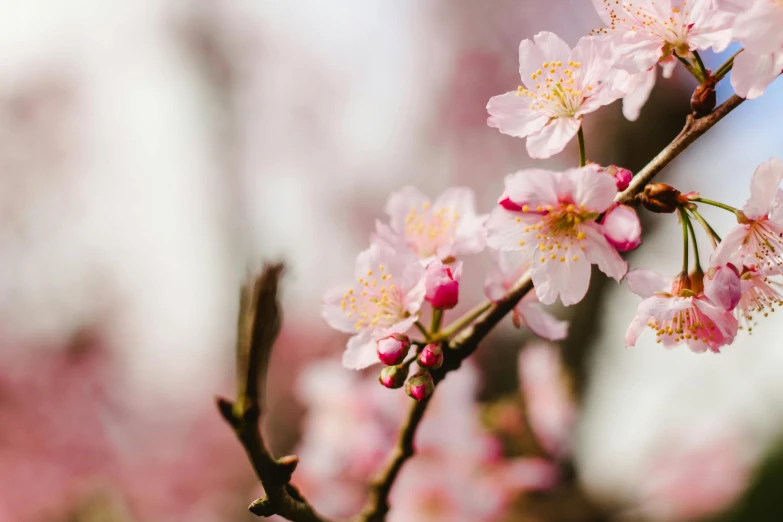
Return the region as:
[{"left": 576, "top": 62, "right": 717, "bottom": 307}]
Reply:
[
  {"left": 218, "top": 264, "right": 340, "bottom": 522},
  {"left": 354, "top": 94, "right": 746, "bottom": 522}
]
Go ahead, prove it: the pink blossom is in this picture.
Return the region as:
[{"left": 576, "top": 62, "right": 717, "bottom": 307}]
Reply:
[
  {"left": 425, "top": 260, "right": 461, "bottom": 310},
  {"left": 592, "top": 0, "right": 732, "bottom": 73},
  {"left": 602, "top": 204, "right": 643, "bottom": 252},
  {"left": 625, "top": 269, "right": 739, "bottom": 353},
  {"left": 711, "top": 158, "right": 783, "bottom": 274},
  {"left": 484, "top": 250, "right": 569, "bottom": 340},
  {"left": 718, "top": 0, "right": 783, "bottom": 99},
  {"left": 640, "top": 430, "right": 751, "bottom": 521},
  {"left": 485, "top": 165, "right": 628, "bottom": 306},
  {"left": 322, "top": 244, "right": 426, "bottom": 369},
  {"left": 373, "top": 186, "right": 485, "bottom": 262},
  {"left": 518, "top": 343, "right": 576, "bottom": 458},
  {"left": 736, "top": 267, "right": 783, "bottom": 332},
  {"left": 486, "top": 32, "right": 624, "bottom": 159},
  {"left": 592, "top": 0, "right": 731, "bottom": 118}
]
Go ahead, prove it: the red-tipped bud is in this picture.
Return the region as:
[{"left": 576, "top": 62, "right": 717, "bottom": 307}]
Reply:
[
  {"left": 425, "top": 261, "right": 461, "bottom": 310},
  {"left": 602, "top": 204, "right": 642, "bottom": 252},
  {"left": 405, "top": 371, "right": 434, "bottom": 401},
  {"left": 605, "top": 165, "right": 633, "bottom": 191},
  {"left": 418, "top": 343, "right": 444, "bottom": 369},
  {"left": 378, "top": 365, "right": 408, "bottom": 389},
  {"left": 639, "top": 183, "right": 688, "bottom": 214},
  {"left": 376, "top": 334, "right": 411, "bottom": 366},
  {"left": 498, "top": 190, "right": 522, "bottom": 211},
  {"left": 691, "top": 78, "right": 717, "bottom": 118}
]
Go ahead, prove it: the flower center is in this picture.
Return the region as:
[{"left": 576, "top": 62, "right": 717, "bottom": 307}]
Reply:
[
  {"left": 404, "top": 202, "right": 459, "bottom": 258},
  {"left": 647, "top": 299, "right": 719, "bottom": 345},
  {"left": 746, "top": 218, "right": 783, "bottom": 272},
  {"left": 516, "top": 60, "right": 590, "bottom": 117},
  {"left": 340, "top": 264, "right": 404, "bottom": 331}
]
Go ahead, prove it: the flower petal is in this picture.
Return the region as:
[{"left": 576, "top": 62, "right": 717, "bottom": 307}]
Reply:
[
  {"left": 342, "top": 331, "right": 379, "bottom": 369},
  {"left": 384, "top": 186, "right": 429, "bottom": 235},
  {"left": 517, "top": 302, "right": 569, "bottom": 341},
  {"left": 487, "top": 92, "right": 550, "bottom": 138},
  {"left": 626, "top": 269, "right": 670, "bottom": 298},
  {"left": 581, "top": 223, "right": 628, "bottom": 281},
  {"left": 485, "top": 208, "right": 540, "bottom": 251},
  {"left": 531, "top": 246, "right": 591, "bottom": 306},
  {"left": 744, "top": 157, "right": 783, "bottom": 220},
  {"left": 525, "top": 117, "right": 581, "bottom": 160}
]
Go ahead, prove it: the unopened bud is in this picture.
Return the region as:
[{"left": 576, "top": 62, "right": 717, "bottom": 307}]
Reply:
[
  {"left": 405, "top": 371, "right": 435, "bottom": 401},
  {"left": 602, "top": 204, "right": 642, "bottom": 252},
  {"left": 418, "top": 343, "right": 444, "bottom": 369},
  {"left": 425, "top": 261, "right": 461, "bottom": 310},
  {"left": 691, "top": 78, "right": 716, "bottom": 118},
  {"left": 378, "top": 365, "right": 408, "bottom": 389},
  {"left": 377, "top": 333, "right": 411, "bottom": 366},
  {"left": 639, "top": 183, "right": 687, "bottom": 214},
  {"left": 605, "top": 165, "right": 633, "bottom": 191},
  {"left": 498, "top": 190, "right": 522, "bottom": 211}
]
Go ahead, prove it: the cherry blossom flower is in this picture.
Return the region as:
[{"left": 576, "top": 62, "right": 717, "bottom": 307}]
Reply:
[
  {"left": 625, "top": 268, "right": 739, "bottom": 353},
  {"left": 484, "top": 250, "right": 569, "bottom": 340},
  {"left": 592, "top": 0, "right": 732, "bottom": 118},
  {"left": 711, "top": 158, "right": 783, "bottom": 274},
  {"left": 518, "top": 343, "right": 576, "bottom": 458},
  {"left": 486, "top": 32, "right": 625, "bottom": 159},
  {"left": 485, "top": 165, "right": 628, "bottom": 306},
  {"left": 322, "top": 244, "right": 426, "bottom": 369},
  {"left": 736, "top": 267, "right": 783, "bottom": 332},
  {"left": 373, "top": 186, "right": 485, "bottom": 263}
]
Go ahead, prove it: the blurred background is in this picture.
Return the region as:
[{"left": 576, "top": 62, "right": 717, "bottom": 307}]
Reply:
[{"left": 1, "top": 1, "right": 782, "bottom": 521}]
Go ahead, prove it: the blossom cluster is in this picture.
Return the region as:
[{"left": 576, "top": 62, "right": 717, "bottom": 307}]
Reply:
[{"left": 322, "top": 0, "right": 782, "bottom": 386}]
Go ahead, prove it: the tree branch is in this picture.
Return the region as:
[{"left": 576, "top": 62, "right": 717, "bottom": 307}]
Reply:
[
  {"left": 354, "top": 94, "right": 746, "bottom": 522},
  {"left": 218, "top": 264, "right": 340, "bottom": 522}
]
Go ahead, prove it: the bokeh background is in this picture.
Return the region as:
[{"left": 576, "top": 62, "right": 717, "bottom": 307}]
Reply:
[{"left": 1, "top": 1, "right": 782, "bottom": 521}]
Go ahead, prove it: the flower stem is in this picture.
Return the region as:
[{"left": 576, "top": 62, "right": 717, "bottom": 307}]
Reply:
[
  {"left": 683, "top": 209, "right": 701, "bottom": 270},
  {"left": 577, "top": 126, "right": 586, "bottom": 167},
  {"left": 693, "top": 197, "right": 743, "bottom": 216},
  {"left": 689, "top": 208, "right": 721, "bottom": 247},
  {"left": 679, "top": 207, "right": 690, "bottom": 274},
  {"left": 692, "top": 51, "right": 708, "bottom": 82},
  {"left": 437, "top": 301, "right": 493, "bottom": 343},
  {"left": 414, "top": 321, "right": 430, "bottom": 340},
  {"left": 714, "top": 48, "right": 744, "bottom": 82},
  {"left": 677, "top": 54, "right": 704, "bottom": 82},
  {"left": 430, "top": 308, "right": 443, "bottom": 335}
]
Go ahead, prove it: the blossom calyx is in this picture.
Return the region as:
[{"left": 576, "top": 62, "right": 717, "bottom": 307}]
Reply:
[
  {"left": 378, "top": 365, "right": 408, "bottom": 389},
  {"left": 405, "top": 370, "right": 435, "bottom": 401},
  {"left": 418, "top": 343, "right": 444, "bottom": 370},
  {"left": 639, "top": 184, "right": 690, "bottom": 214},
  {"left": 376, "top": 333, "right": 411, "bottom": 366}
]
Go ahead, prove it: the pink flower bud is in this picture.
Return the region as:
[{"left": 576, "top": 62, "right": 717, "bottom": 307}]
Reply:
[
  {"left": 705, "top": 265, "right": 741, "bottom": 311},
  {"left": 425, "top": 261, "right": 461, "bottom": 310},
  {"left": 418, "top": 343, "right": 444, "bottom": 369},
  {"left": 405, "top": 371, "right": 434, "bottom": 401},
  {"left": 602, "top": 204, "right": 642, "bottom": 252},
  {"left": 376, "top": 334, "right": 411, "bottom": 366},
  {"left": 378, "top": 365, "right": 408, "bottom": 389},
  {"left": 498, "top": 190, "right": 523, "bottom": 211},
  {"left": 605, "top": 165, "right": 633, "bottom": 191}
]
